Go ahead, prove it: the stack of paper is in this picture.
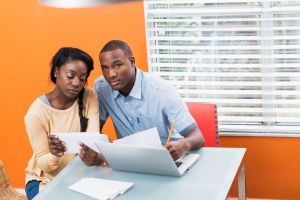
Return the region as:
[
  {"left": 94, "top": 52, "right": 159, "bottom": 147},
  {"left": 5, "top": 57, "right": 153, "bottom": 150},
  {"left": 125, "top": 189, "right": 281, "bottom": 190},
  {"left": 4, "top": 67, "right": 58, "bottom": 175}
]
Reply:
[{"left": 68, "top": 178, "right": 134, "bottom": 200}]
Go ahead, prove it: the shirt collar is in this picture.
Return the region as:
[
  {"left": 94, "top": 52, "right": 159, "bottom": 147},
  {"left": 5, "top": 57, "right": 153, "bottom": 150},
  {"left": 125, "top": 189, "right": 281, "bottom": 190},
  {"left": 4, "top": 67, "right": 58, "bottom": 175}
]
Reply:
[
  {"left": 112, "top": 88, "right": 119, "bottom": 99},
  {"left": 112, "top": 68, "right": 142, "bottom": 100}
]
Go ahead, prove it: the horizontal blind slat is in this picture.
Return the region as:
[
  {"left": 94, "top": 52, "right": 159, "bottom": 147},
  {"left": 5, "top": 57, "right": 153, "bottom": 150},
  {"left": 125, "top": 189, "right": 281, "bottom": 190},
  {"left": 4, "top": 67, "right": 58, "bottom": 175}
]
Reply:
[{"left": 145, "top": 0, "right": 300, "bottom": 134}]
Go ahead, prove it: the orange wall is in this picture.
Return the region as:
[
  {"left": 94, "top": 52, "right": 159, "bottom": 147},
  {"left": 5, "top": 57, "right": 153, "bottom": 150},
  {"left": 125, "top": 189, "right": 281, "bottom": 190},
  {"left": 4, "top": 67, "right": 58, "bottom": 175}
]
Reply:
[
  {"left": 0, "top": 1, "right": 299, "bottom": 200},
  {"left": 221, "top": 136, "right": 300, "bottom": 199},
  {"left": 0, "top": 0, "right": 147, "bottom": 187}
]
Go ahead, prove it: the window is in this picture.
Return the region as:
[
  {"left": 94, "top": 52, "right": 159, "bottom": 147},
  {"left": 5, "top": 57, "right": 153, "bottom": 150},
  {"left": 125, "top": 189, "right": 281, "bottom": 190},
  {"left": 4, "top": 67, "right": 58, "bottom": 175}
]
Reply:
[{"left": 144, "top": 1, "right": 300, "bottom": 135}]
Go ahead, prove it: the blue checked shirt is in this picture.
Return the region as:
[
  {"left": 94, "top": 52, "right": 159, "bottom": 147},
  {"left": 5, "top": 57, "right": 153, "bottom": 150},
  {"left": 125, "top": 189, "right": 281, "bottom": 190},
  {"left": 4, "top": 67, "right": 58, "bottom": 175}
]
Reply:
[{"left": 94, "top": 68, "right": 197, "bottom": 144}]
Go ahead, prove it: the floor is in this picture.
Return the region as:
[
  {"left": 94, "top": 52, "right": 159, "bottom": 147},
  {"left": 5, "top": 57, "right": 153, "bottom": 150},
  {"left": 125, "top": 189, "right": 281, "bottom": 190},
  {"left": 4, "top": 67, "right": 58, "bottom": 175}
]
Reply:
[
  {"left": 227, "top": 198, "right": 283, "bottom": 200},
  {"left": 16, "top": 188, "right": 26, "bottom": 195}
]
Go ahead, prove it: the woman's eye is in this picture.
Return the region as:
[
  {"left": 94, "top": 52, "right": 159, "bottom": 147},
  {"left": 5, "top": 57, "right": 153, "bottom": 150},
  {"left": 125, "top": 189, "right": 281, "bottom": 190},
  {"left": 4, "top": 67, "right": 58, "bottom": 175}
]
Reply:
[{"left": 67, "top": 74, "right": 73, "bottom": 79}]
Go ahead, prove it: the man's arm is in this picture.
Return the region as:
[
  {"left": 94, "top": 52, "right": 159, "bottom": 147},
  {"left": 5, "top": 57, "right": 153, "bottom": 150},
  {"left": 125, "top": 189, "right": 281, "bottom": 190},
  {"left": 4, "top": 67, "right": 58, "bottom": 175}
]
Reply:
[
  {"left": 165, "top": 127, "right": 205, "bottom": 160},
  {"left": 100, "top": 119, "right": 106, "bottom": 132},
  {"left": 183, "top": 127, "right": 205, "bottom": 150}
]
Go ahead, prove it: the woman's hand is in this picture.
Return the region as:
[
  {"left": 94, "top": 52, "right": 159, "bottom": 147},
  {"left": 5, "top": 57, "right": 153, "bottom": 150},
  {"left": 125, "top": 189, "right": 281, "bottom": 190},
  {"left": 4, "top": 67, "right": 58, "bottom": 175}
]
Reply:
[
  {"left": 48, "top": 135, "right": 66, "bottom": 157},
  {"left": 79, "top": 142, "right": 105, "bottom": 166}
]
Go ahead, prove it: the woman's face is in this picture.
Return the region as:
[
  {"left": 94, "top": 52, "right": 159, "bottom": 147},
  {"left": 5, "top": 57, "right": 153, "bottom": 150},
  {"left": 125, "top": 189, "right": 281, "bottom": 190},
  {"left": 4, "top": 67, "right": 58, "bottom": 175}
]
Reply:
[{"left": 55, "top": 60, "right": 88, "bottom": 99}]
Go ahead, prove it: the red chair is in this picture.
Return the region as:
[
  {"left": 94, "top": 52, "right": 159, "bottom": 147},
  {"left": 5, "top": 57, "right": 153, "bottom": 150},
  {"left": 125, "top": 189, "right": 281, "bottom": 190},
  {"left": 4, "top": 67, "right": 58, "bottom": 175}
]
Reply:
[{"left": 187, "top": 103, "right": 219, "bottom": 147}]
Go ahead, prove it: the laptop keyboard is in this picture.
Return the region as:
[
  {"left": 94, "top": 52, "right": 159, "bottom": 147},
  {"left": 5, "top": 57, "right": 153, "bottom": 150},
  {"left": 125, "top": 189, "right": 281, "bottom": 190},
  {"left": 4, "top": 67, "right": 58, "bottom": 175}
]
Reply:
[{"left": 175, "top": 161, "right": 183, "bottom": 168}]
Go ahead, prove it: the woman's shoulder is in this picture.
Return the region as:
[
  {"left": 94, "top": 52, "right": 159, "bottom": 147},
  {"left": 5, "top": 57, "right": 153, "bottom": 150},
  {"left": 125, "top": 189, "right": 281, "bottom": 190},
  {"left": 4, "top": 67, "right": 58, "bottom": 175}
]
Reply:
[
  {"left": 27, "top": 97, "right": 48, "bottom": 111},
  {"left": 25, "top": 97, "right": 51, "bottom": 121},
  {"left": 83, "top": 88, "right": 98, "bottom": 101}
]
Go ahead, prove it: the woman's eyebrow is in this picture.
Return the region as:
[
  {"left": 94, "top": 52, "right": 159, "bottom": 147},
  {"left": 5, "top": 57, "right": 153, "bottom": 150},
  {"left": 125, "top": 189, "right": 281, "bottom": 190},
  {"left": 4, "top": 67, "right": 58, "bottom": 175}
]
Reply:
[{"left": 65, "top": 69, "right": 87, "bottom": 75}]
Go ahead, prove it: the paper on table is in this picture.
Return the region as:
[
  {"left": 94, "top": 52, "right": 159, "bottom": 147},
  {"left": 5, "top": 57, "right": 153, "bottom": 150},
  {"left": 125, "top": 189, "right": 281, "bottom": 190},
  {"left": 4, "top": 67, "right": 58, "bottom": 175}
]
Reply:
[
  {"left": 54, "top": 132, "right": 109, "bottom": 154},
  {"left": 113, "top": 127, "right": 162, "bottom": 146},
  {"left": 68, "top": 178, "right": 134, "bottom": 200}
]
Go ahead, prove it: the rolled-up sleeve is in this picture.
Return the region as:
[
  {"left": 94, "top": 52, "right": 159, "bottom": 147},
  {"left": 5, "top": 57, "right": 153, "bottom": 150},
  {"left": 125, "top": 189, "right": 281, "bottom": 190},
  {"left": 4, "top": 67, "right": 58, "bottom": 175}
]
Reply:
[
  {"left": 94, "top": 79, "right": 109, "bottom": 126},
  {"left": 164, "top": 85, "right": 196, "bottom": 137}
]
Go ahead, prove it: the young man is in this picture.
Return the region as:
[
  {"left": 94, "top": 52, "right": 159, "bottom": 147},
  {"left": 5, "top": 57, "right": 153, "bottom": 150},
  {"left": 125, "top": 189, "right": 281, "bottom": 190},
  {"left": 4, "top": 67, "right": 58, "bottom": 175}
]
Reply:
[{"left": 94, "top": 40, "right": 205, "bottom": 161}]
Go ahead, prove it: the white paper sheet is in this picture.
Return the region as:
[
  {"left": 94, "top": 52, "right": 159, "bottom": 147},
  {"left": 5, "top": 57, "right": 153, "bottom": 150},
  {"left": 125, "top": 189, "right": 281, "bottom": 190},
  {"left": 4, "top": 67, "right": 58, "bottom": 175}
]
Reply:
[
  {"left": 68, "top": 178, "right": 134, "bottom": 200},
  {"left": 113, "top": 127, "right": 162, "bottom": 146},
  {"left": 54, "top": 132, "right": 109, "bottom": 154}
]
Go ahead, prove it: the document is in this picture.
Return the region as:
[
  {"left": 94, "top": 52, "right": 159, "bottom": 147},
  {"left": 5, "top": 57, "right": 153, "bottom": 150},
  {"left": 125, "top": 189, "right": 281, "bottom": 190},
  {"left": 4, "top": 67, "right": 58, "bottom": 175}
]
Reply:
[
  {"left": 113, "top": 127, "right": 162, "bottom": 146},
  {"left": 54, "top": 132, "right": 109, "bottom": 154},
  {"left": 69, "top": 178, "right": 134, "bottom": 200}
]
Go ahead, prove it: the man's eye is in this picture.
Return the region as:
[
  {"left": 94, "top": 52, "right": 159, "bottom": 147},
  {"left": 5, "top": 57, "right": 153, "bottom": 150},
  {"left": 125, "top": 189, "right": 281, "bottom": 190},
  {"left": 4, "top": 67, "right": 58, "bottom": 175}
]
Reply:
[
  {"left": 102, "top": 66, "right": 108, "bottom": 71},
  {"left": 80, "top": 76, "right": 87, "bottom": 82},
  {"left": 115, "top": 63, "right": 121, "bottom": 68}
]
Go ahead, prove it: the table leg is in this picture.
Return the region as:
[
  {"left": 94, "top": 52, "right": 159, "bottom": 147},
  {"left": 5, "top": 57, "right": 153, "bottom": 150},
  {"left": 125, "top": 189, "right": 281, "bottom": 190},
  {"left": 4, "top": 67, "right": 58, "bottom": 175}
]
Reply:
[{"left": 238, "top": 163, "right": 246, "bottom": 200}]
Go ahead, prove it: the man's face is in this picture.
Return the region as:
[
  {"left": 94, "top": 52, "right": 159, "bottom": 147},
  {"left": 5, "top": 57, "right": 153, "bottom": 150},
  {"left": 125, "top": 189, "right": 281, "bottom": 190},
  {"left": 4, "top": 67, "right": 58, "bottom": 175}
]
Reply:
[{"left": 100, "top": 48, "right": 136, "bottom": 96}]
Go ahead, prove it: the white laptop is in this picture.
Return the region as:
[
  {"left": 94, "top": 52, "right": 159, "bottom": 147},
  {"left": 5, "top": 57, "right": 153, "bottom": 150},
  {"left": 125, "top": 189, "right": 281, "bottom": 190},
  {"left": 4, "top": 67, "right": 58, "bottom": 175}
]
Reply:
[{"left": 95, "top": 142, "right": 199, "bottom": 176}]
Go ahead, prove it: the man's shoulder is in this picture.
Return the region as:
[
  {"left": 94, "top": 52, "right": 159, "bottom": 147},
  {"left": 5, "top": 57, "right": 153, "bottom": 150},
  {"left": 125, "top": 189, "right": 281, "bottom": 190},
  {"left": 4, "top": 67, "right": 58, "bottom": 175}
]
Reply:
[
  {"left": 94, "top": 76, "right": 110, "bottom": 91},
  {"left": 142, "top": 71, "right": 173, "bottom": 92},
  {"left": 142, "top": 71, "right": 162, "bottom": 81}
]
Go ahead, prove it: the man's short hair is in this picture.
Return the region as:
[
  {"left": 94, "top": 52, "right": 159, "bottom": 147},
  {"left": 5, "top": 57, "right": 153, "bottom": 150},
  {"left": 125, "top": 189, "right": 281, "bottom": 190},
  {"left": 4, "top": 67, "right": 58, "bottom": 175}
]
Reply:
[{"left": 100, "top": 40, "right": 133, "bottom": 59}]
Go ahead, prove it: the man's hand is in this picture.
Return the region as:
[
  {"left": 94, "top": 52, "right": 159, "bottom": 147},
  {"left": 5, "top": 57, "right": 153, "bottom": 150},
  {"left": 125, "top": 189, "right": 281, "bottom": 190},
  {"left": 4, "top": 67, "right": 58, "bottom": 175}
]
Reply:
[
  {"left": 79, "top": 143, "right": 105, "bottom": 166},
  {"left": 48, "top": 135, "right": 66, "bottom": 157},
  {"left": 164, "top": 139, "right": 190, "bottom": 160}
]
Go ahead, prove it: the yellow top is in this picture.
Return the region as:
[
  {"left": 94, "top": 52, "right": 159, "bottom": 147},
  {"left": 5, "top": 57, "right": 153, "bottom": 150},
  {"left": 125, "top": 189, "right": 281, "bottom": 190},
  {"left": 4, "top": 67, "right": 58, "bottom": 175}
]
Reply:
[{"left": 24, "top": 88, "right": 99, "bottom": 188}]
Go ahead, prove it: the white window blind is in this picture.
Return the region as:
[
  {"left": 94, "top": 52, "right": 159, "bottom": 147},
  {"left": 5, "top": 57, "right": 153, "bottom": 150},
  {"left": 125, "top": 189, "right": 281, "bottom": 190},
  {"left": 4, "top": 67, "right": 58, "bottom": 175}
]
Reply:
[{"left": 144, "top": 0, "right": 300, "bottom": 135}]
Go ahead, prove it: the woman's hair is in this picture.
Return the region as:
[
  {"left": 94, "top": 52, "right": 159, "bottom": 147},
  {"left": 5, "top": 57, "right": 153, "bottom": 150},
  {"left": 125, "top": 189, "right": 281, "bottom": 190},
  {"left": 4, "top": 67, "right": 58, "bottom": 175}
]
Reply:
[{"left": 50, "top": 47, "right": 94, "bottom": 132}]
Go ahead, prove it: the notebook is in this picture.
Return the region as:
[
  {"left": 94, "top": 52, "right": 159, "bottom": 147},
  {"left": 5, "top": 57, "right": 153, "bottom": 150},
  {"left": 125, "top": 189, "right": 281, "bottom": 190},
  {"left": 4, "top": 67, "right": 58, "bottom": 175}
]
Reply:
[
  {"left": 95, "top": 128, "right": 199, "bottom": 176},
  {"left": 69, "top": 178, "right": 134, "bottom": 200}
]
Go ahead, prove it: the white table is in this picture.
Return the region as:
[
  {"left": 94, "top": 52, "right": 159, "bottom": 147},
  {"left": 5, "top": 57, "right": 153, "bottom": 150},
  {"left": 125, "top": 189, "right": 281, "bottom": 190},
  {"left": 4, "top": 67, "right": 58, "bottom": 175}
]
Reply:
[{"left": 34, "top": 147, "right": 246, "bottom": 200}]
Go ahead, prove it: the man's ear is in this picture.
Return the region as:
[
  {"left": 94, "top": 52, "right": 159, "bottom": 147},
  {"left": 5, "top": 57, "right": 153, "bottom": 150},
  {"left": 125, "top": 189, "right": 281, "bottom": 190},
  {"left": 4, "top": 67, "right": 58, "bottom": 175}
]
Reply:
[{"left": 130, "top": 56, "right": 135, "bottom": 66}]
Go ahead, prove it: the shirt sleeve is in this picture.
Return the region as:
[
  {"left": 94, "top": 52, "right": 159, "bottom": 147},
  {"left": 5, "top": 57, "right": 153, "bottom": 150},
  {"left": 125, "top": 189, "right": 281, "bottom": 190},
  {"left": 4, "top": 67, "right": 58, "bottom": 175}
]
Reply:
[
  {"left": 94, "top": 79, "right": 109, "bottom": 126},
  {"left": 163, "top": 84, "right": 197, "bottom": 137},
  {"left": 24, "top": 110, "right": 62, "bottom": 173},
  {"left": 85, "top": 89, "right": 100, "bottom": 132}
]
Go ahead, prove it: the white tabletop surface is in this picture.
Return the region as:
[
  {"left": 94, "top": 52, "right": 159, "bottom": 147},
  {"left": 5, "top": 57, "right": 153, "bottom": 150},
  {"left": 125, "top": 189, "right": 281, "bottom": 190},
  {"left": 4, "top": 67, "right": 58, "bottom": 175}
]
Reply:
[{"left": 34, "top": 147, "right": 246, "bottom": 200}]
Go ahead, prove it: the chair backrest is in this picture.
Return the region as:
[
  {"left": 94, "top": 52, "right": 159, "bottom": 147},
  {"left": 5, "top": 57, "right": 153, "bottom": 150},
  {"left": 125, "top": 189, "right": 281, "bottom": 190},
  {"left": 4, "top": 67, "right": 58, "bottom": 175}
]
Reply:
[
  {"left": 0, "top": 160, "right": 27, "bottom": 200},
  {"left": 187, "top": 103, "right": 219, "bottom": 147}
]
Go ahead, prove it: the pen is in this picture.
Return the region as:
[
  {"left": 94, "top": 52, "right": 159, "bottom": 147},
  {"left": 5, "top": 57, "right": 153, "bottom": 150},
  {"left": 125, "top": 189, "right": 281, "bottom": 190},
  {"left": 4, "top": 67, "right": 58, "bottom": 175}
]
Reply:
[{"left": 166, "top": 120, "right": 175, "bottom": 144}]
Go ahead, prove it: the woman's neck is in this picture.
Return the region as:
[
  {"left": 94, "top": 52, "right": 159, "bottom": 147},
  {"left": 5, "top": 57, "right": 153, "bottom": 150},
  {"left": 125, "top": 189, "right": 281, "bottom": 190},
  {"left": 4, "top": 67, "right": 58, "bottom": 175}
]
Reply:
[{"left": 45, "top": 88, "right": 76, "bottom": 110}]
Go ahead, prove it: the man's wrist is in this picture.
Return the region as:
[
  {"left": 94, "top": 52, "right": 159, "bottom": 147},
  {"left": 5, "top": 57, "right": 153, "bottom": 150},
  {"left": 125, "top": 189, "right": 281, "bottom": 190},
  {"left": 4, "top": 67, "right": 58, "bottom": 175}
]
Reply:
[
  {"left": 183, "top": 138, "right": 192, "bottom": 151},
  {"left": 93, "top": 153, "right": 102, "bottom": 166}
]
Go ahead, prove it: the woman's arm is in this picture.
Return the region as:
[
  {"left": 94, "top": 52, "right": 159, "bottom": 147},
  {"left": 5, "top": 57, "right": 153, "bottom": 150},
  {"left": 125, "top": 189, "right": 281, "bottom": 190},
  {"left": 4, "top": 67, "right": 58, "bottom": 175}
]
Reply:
[{"left": 25, "top": 113, "right": 63, "bottom": 173}]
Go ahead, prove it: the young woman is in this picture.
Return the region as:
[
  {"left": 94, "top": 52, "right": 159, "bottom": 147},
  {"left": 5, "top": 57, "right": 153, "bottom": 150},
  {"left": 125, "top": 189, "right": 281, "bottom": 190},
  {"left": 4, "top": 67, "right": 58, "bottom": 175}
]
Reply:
[{"left": 24, "top": 47, "right": 102, "bottom": 200}]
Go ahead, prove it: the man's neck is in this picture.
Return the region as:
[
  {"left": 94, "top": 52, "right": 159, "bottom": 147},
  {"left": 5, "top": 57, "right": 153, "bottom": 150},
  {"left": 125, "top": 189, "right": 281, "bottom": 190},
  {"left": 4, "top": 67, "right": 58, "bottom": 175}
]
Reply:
[{"left": 119, "top": 67, "right": 137, "bottom": 96}]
